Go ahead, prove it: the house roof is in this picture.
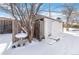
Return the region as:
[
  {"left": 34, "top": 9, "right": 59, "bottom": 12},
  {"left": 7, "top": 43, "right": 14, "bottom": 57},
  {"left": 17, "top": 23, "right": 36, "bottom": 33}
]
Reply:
[{"left": 35, "top": 14, "right": 63, "bottom": 22}]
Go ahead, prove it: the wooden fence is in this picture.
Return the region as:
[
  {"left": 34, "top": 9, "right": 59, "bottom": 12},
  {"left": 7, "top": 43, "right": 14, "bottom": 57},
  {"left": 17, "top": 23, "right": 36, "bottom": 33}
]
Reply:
[{"left": 0, "top": 20, "right": 12, "bottom": 34}]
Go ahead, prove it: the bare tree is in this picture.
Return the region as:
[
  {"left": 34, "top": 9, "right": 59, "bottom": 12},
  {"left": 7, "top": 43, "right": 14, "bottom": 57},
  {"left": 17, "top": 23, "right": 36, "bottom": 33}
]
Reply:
[
  {"left": 0, "top": 3, "right": 43, "bottom": 43},
  {"left": 62, "top": 4, "right": 77, "bottom": 31}
]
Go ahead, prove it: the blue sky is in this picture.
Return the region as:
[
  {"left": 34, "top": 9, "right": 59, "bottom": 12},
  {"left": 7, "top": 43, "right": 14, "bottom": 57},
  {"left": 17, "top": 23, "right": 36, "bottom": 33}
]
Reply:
[
  {"left": 0, "top": 3, "right": 63, "bottom": 17},
  {"left": 0, "top": 3, "right": 79, "bottom": 18},
  {"left": 39, "top": 3, "right": 63, "bottom": 12},
  {"left": 39, "top": 3, "right": 79, "bottom": 12}
]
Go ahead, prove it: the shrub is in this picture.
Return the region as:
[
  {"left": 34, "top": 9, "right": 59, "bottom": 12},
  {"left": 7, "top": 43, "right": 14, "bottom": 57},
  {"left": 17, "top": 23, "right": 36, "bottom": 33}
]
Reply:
[{"left": 71, "top": 25, "right": 79, "bottom": 28}]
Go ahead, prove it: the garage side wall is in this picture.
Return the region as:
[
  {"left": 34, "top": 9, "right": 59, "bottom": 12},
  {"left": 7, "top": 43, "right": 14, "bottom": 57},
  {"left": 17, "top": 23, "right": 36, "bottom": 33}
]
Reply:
[{"left": 44, "top": 18, "right": 63, "bottom": 38}]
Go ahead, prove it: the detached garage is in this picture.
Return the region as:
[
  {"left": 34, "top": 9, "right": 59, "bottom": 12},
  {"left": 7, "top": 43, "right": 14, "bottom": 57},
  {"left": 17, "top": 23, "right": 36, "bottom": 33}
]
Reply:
[{"left": 31, "top": 15, "right": 63, "bottom": 39}]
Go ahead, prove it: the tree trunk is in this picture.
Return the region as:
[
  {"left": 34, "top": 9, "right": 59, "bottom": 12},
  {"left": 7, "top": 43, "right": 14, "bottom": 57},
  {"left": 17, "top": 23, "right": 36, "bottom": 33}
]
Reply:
[
  {"left": 28, "top": 23, "right": 35, "bottom": 43},
  {"left": 66, "top": 18, "right": 69, "bottom": 31}
]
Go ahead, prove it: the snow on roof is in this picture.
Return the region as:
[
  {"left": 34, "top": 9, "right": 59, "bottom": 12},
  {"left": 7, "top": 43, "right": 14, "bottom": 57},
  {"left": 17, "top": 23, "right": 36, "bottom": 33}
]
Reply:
[{"left": 36, "top": 14, "right": 63, "bottom": 22}]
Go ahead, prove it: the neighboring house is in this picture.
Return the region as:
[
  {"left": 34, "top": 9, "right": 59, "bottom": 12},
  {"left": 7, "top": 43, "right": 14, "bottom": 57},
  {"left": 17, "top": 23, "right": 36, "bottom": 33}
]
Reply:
[{"left": 71, "top": 19, "right": 79, "bottom": 25}]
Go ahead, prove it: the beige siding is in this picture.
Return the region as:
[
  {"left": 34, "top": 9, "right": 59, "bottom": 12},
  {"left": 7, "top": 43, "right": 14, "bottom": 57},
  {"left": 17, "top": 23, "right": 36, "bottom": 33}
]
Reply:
[
  {"left": 40, "top": 20, "right": 44, "bottom": 39},
  {"left": 44, "top": 18, "right": 63, "bottom": 38},
  {"left": 51, "top": 21, "right": 63, "bottom": 37}
]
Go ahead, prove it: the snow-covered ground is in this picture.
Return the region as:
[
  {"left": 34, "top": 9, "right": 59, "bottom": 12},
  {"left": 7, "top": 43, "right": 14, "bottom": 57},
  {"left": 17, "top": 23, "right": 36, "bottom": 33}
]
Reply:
[
  {"left": 0, "top": 29, "right": 79, "bottom": 55},
  {"left": 0, "top": 34, "right": 12, "bottom": 55}
]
